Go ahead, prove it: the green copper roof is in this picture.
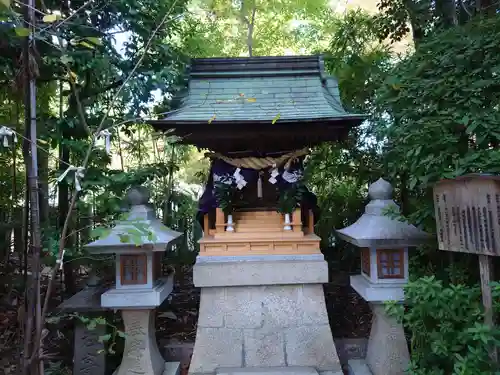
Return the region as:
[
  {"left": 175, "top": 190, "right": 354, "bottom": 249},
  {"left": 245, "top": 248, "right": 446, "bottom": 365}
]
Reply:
[{"left": 150, "top": 55, "right": 365, "bottom": 125}]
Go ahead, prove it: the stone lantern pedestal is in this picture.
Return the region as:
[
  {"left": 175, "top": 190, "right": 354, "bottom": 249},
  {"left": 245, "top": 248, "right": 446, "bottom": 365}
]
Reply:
[
  {"left": 86, "top": 187, "right": 183, "bottom": 375},
  {"left": 336, "top": 178, "right": 430, "bottom": 375},
  {"left": 113, "top": 303, "right": 176, "bottom": 375},
  {"left": 365, "top": 304, "right": 409, "bottom": 375}
]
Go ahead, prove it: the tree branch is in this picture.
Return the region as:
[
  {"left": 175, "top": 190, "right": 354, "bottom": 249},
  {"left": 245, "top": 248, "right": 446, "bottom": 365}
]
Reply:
[{"left": 29, "top": 0, "right": 182, "bottom": 366}]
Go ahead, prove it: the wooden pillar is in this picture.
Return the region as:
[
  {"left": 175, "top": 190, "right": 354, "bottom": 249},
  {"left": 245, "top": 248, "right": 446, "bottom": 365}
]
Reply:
[
  {"left": 308, "top": 209, "right": 314, "bottom": 235},
  {"left": 203, "top": 214, "right": 209, "bottom": 235},
  {"left": 292, "top": 208, "right": 302, "bottom": 232},
  {"left": 215, "top": 208, "right": 225, "bottom": 233}
]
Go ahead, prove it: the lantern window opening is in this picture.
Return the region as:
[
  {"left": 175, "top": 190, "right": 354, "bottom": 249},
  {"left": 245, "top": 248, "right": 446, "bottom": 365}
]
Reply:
[
  {"left": 376, "top": 249, "right": 404, "bottom": 279},
  {"left": 361, "top": 247, "right": 370, "bottom": 276},
  {"left": 120, "top": 254, "right": 148, "bottom": 285}
]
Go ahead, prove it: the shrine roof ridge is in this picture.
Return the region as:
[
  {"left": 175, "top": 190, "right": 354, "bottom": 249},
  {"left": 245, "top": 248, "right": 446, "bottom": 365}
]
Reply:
[
  {"left": 187, "top": 55, "right": 324, "bottom": 78},
  {"left": 147, "top": 54, "right": 367, "bottom": 152}
]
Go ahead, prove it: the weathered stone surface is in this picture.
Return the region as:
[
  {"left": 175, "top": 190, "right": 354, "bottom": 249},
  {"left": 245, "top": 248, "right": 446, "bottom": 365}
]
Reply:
[
  {"left": 299, "top": 285, "right": 329, "bottom": 324},
  {"left": 365, "top": 303, "right": 409, "bottom": 375},
  {"left": 190, "top": 256, "right": 340, "bottom": 375},
  {"left": 162, "top": 341, "right": 194, "bottom": 367},
  {"left": 73, "top": 319, "right": 106, "bottom": 375},
  {"left": 198, "top": 288, "right": 225, "bottom": 328},
  {"left": 189, "top": 328, "right": 243, "bottom": 375},
  {"left": 217, "top": 366, "right": 319, "bottom": 375},
  {"left": 262, "top": 286, "right": 302, "bottom": 328},
  {"left": 225, "top": 287, "right": 263, "bottom": 329},
  {"left": 285, "top": 325, "right": 340, "bottom": 372},
  {"left": 348, "top": 359, "right": 373, "bottom": 375},
  {"left": 244, "top": 328, "right": 285, "bottom": 367},
  {"left": 163, "top": 362, "right": 181, "bottom": 375},
  {"left": 115, "top": 309, "right": 165, "bottom": 375},
  {"left": 193, "top": 257, "right": 328, "bottom": 288},
  {"left": 334, "top": 338, "right": 368, "bottom": 362}
]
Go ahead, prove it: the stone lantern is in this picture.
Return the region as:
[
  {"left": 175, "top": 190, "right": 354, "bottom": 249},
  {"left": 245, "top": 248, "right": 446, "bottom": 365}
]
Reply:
[
  {"left": 336, "top": 178, "right": 429, "bottom": 375},
  {"left": 85, "top": 186, "right": 183, "bottom": 375}
]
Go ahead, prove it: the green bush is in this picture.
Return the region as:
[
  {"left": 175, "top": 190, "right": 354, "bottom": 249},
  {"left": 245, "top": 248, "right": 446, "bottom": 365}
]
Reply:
[{"left": 386, "top": 276, "right": 500, "bottom": 375}]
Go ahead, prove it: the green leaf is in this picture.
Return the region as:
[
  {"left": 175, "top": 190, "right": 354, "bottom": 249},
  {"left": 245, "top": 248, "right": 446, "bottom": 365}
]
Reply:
[
  {"left": 117, "top": 330, "right": 127, "bottom": 338},
  {"left": 42, "top": 14, "right": 58, "bottom": 23},
  {"left": 98, "top": 334, "right": 112, "bottom": 342},
  {"left": 60, "top": 55, "right": 73, "bottom": 65},
  {"left": 118, "top": 234, "right": 131, "bottom": 243},
  {"left": 0, "top": 0, "right": 10, "bottom": 8},
  {"left": 14, "top": 27, "right": 30, "bottom": 37},
  {"left": 272, "top": 113, "right": 281, "bottom": 124},
  {"left": 78, "top": 41, "right": 95, "bottom": 49},
  {"left": 85, "top": 37, "right": 103, "bottom": 46}
]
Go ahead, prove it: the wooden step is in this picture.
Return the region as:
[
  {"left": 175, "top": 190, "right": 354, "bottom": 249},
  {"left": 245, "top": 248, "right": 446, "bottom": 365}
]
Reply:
[
  {"left": 213, "top": 231, "right": 304, "bottom": 240},
  {"left": 199, "top": 233, "right": 321, "bottom": 256},
  {"left": 234, "top": 226, "right": 286, "bottom": 233}
]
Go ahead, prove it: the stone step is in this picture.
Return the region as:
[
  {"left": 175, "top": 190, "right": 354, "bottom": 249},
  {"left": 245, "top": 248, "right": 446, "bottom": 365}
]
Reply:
[
  {"left": 347, "top": 359, "right": 372, "bottom": 375},
  {"left": 216, "top": 367, "right": 325, "bottom": 375}
]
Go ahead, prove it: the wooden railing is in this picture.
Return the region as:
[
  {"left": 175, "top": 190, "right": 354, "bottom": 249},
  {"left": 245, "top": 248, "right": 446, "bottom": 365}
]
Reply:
[{"left": 202, "top": 207, "right": 315, "bottom": 235}]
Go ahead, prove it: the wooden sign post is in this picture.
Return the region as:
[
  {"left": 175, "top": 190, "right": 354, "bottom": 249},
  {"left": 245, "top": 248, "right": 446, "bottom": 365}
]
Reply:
[{"left": 433, "top": 174, "right": 499, "bottom": 362}]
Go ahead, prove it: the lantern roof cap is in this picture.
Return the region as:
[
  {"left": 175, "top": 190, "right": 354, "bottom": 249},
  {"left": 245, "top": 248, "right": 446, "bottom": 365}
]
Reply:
[
  {"left": 336, "top": 178, "right": 430, "bottom": 248},
  {"left": 85, "top": 186, "right": 182, "bottom": 254}
]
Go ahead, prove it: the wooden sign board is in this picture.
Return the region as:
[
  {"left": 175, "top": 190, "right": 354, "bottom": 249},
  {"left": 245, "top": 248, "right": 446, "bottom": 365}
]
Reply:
[
  {"left": 433, "top": 174, "right": 499, "bottom": 362},
  {"left": 433, "top": 175, "right": 500, "bottom": 256}
]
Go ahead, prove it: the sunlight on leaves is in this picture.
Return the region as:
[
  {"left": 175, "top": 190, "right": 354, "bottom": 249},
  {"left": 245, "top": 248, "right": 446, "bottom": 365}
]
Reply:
[
  {"left": 42, "top": 14, "right": 58, "bottom": 23},
  {"left": 14, "top": 27, "right": 30, "bottom": 37},
  {"left": 78, "top": 41, "right": 95, "bottom": 49},
  {"left": 68, "top": 70, "right": 77, "bottom": 82},
  {"left": 85, "top": 37, "right": 103, "bottom": 46},
  {"left": 208, "top": 114, "right": 216, "bottom": 124}
]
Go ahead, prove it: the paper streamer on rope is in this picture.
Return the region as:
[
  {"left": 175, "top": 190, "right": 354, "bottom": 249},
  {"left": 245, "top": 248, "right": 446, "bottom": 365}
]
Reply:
[
  {"left": 233, "top": 168, "right": 247, "bottom": 190},
  {"left": 282, "top": 170, "right": 302, "bottom": 183},
  {"left": 56, "top": 249, "right": 66, "bottom": 270},
  {"left": 57, "top": 165, "right": 85, "bottom": 191},
  {"left": 95, "top": 129, "right": 111, "bottom": 154},
  {"left": 269, "top": 165, "right": 279, "bottom": 185},
  {"left": 0, "top": 126, "right": 17, "bottom": 147}
]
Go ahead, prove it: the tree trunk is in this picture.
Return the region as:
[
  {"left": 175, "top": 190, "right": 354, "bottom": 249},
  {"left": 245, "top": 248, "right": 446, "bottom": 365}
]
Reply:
[
  {"left": 22, "top": 0, "right": 43, "bottom": 371},
  {"left": 240, "top": 0, "right": 257, "bottom": 57}
]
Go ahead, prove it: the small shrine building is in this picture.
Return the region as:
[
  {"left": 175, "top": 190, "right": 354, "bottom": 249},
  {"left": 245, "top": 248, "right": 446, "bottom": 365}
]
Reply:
[{"left": 149, "top": 55, "right": 365, "bottom": 375}]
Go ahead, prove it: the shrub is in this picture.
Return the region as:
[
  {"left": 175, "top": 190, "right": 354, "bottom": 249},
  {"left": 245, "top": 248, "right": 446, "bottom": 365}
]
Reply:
[{"left": 386, "top": 276, "right": 500, "bottom": 375}]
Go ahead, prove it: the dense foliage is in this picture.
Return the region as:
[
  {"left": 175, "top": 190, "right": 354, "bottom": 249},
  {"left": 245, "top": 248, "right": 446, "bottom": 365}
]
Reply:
[
  {"left": 1, "top": 0, "right": 500, "bottom": 373},
  {"left": 387, "top": 277, "right": 500, "bottom": 374}
]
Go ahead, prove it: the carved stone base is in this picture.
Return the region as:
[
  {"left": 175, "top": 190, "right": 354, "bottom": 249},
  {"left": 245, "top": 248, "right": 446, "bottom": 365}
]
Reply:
[
  {"left": 189, "top": 255, "right": 340, "bottom": 375},
  {"left": 74, "top": 316, "right": 106, "bottom": 375},
  {"left": 365, "top": 303, "right": 409, "bottom": 375},
  {"left": 115, "top": 309, "right": 165, "bottom": 375}
]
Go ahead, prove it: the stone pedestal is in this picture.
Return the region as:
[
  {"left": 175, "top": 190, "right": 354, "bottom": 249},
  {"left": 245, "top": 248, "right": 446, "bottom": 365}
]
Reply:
[
  {"left": 365, "top": 303, "right": 409, "bottom": 375},
  {"left": 190, "top": 255, "right": 341, "bottom": 375},
  {"left": 74, "top": 314, "right": 107, "bottom": 375},
  {"left": 115, "top": 309, "right": 166, "bottom": 375},
  {"left": 57, "top": 286, "right": 109, "bottom": 375}
]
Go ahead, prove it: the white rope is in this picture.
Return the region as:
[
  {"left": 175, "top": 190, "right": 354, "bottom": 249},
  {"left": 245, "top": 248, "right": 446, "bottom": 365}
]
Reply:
[
  {"left": 57, "top": 165, "right": 85, "bottom": 191},
  {"left": 0, "top": 126, "right": 17, "bottom": 147}
]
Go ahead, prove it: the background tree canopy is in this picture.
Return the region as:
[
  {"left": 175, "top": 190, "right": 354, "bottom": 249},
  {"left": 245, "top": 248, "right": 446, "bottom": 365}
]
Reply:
[{"left": 0, "top": 0, "right": 499, "bottom": 373}]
